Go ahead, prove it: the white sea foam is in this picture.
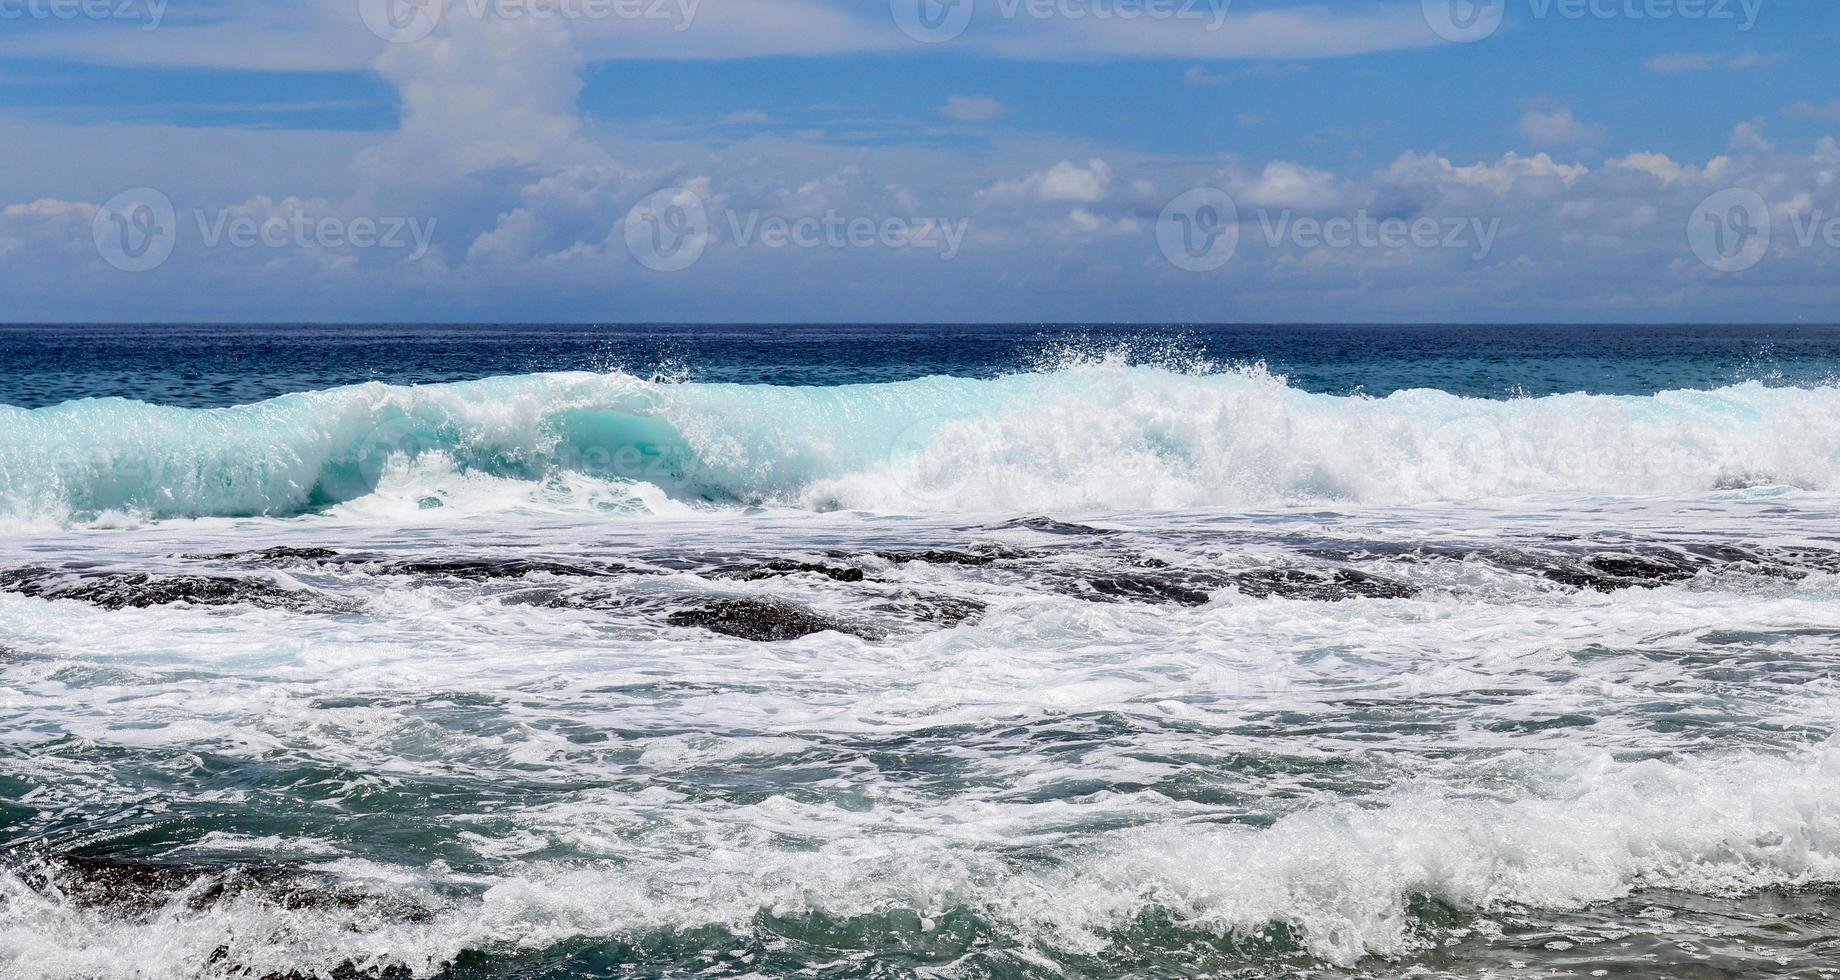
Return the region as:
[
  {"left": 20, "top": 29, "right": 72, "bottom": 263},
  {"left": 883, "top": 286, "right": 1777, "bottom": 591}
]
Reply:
[{"left": 3, "top": 364, "right": 1839, "bottom": 526}]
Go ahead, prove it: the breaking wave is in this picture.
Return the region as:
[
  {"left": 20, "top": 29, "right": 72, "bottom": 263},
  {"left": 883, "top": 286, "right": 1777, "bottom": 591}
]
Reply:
[{"left": 4, "top": 359, "right": 1840, "bottom": 525}]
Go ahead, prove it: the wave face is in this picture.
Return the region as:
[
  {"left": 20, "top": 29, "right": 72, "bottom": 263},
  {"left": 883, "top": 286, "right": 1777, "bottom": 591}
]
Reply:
[{"left": 4, "top": 362, "right": 1840, "bottom": 525}]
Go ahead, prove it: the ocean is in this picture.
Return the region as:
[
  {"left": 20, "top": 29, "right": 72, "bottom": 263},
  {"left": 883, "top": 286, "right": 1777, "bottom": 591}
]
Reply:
[{"left": 3, "top": 323, "right": 1840, "bottom": 979}]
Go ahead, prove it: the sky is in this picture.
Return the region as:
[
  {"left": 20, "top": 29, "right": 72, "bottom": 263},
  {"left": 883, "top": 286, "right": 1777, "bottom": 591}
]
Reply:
[{"left": 0, "top": 0, "right": 1836, "bottom": 322}]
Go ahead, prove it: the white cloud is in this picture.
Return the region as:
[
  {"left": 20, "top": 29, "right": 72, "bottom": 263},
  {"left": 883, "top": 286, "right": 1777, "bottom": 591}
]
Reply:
[
  {"left": 0, "top": 198, "right": 97, "bottom": 261},
  {"left": 976, "top": 159, "right": 1114, "bottom": 207},
  {"left": 1388, "top": 151, "right": 1589, "bottom": 194},
  {"left": 1606, "top": 152, "right": 1727, "bottom": 186},
  {"left": 355, "top": 9, "right": 605, "bottom": 185},
  {"left": 1517, "top": 107, "right": 1604, "bottom": 148},
  {"left": 1729, "top": 119, "right": 1773, "bottom": 154},
  {"left": 1231, "top": 161, "right": 1342, "bottom": 209},
  {"left": 939, "top": 96, "right": 1010, "bottom": 123},
  {"left": 1786, "top": 101, "right": 1840, "bottom": 122}
]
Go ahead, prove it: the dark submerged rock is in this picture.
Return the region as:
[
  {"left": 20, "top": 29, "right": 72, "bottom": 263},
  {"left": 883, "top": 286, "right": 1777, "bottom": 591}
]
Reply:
[
  {"left": 992, "top": 517, "right": 1116, "bottom": 536},
  {"left": 187, "top": 546, "right": 345, "bottom": 563},
  {"left": 371, "top": 557, "right": 620, "bottom": 581},
  {"left": 721, "top": 560, "right": 866, "bottom": 583},
  {"left": 1233, "top": 568, "right": 1418, "bottom": 602},
  {"left": 666, "top": 599, "right": 880, "bottom": 642},
  {"left": 870, "top": 547, "right": 1027, "bottom": 566},
  {"left": 1085, "top": 575, "right": 1214, "bottom": 607},
  {"left": 0, "top": 568, "right": 345, "bottom": 613}
]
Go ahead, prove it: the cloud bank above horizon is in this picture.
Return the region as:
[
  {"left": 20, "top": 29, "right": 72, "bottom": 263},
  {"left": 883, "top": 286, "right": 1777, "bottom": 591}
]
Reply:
[{"left": 0, "top": 0, "right": 1835, "bottom": 322}]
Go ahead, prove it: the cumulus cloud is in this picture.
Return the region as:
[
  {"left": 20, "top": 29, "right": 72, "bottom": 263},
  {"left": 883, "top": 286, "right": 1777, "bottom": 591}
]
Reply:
[
  {"left": 1606, "top": 152, "right": 1727, "bottom": 186},
  {"left": 1517, "top": 107, "right": 1604, "bottom": 148},
  {"left": 0, "top": 198, "right": 97, "bottom": 261},
  {"left": 976, "top": 160, "right": 1115, "bottom": 207},
  {"left": 1231, "top": 161, "right": 1343, "bottom": 209},
  {"left": 1729, "top": 119, "right": 1774, "bottom": 154},
  {"left": 355, "top": 9, "right": 602, "bottom": 184}
]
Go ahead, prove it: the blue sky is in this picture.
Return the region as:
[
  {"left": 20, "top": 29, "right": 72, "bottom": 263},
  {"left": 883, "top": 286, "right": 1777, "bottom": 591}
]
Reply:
[{"left": 0, "top": 0, "right": 1836, "bottom": 322}]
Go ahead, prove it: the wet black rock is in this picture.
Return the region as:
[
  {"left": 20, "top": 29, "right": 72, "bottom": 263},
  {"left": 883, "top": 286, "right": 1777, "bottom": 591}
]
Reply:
[
  {"left": 1086, "top": 575, "right": 1215, "bottom": 607},
  {"left": 1233, "top": 568, "right": 1419, "bottom": 601},
  {"left": 723, "top": 560, "right": 866, "bottom": 583},
  {"left": 873, "top": 550, "right": 994, "bottom": 567},
  {"left": 993, "top": 517, "right": 1116, "bottom": 536},
  {"left": 667, "top": 599, "right": 880, "bottom": 642},
  {"left": 869, "top": 547, "right": 1028, "bottom": 566},
  {"left": 0, "top": 568, "right": 346, "bottom": 612},
  {"left": 1540, "top": 553, "right": 1701, "bottom": 592},
  {"left": 871, "top": 592, "right": 989, "bottom": 626},
  {"left": 189, "top": 546, "right": 345, "bottom": 563},
  {"left": 373, "top": 558, "right": 623, "bottom": 580}
]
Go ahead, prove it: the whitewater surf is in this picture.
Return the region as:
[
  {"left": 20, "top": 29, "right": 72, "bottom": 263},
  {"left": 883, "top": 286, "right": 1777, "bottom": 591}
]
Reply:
[{"left": 5, "top": 328, "right": 1840, "bottom": 979}]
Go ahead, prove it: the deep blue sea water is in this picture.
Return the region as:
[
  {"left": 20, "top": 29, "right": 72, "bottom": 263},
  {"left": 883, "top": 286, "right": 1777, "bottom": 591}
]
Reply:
[
  {"left": 2, "top": 323, "right": 1837, "bottom": 407},
  {"left": 6, "top": 324, "right": 1840, "bottom": 980}
]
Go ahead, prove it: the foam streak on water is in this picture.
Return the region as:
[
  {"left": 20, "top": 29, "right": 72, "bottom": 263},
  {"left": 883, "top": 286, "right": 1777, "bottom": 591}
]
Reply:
[{"left": 4, "top": 358, "right": 1840, "bottom": 978}]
